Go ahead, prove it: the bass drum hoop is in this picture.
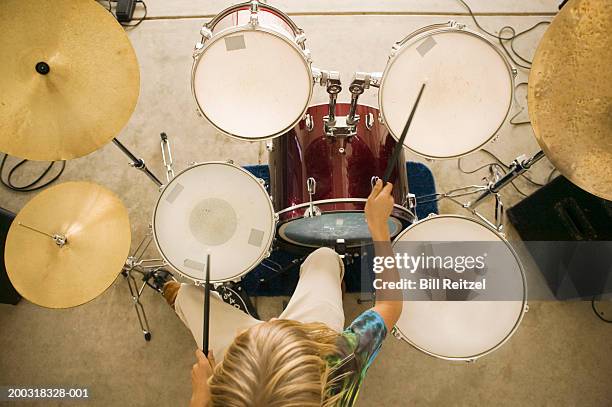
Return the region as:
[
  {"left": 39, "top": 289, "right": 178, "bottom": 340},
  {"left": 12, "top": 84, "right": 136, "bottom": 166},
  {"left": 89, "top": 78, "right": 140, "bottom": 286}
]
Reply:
[
  {"left": 191, "top": 25, "right": 313, "bottom": 141},
  {"left": 277, "top": 198, "right": 416, "bottom": 249},
  {"left": 391, "top": 214, "right": 527, "bottom": 361},
  {"left": 152, "top": 161, "right": 277, "bottom": 284},
  {"left": 378, "top": 25, "right": 515, "bottom": 159}
]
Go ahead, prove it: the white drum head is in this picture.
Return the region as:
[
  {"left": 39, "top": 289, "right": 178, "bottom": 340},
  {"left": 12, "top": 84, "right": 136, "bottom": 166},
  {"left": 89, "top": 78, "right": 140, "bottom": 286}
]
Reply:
[
  {"left": 153, "top": 162, "right": 275, "bottom": 282},
  {"left": 380, "top": 28, "right": 513, "bottom": 159},
  {"left": 193, "top": 29, "right": 312, "bottom": 140},
  {"left": 392, "top": 215, "right": 526, "bottom": 360}
]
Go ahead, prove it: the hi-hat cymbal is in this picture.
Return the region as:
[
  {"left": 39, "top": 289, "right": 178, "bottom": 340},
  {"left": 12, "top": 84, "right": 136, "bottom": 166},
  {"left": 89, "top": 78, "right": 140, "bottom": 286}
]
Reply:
[
  {"left": 0, "top": 0, "right": 140, "bottom": 161},
  {"left": 4, "top": 182, "right": 131, "bottom": 308},
  {"left": 528, "top": 0, "right": 612, "bottom": 201}
]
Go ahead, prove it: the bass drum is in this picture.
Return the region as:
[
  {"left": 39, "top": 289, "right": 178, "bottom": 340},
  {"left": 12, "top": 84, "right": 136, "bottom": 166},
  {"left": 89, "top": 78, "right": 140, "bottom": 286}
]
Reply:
[
  {"left": 392, "top": 215, "right": 527, "bottom": 361},
  {"left": 270, "top": 103, "right": 415, "bottom": 252}
]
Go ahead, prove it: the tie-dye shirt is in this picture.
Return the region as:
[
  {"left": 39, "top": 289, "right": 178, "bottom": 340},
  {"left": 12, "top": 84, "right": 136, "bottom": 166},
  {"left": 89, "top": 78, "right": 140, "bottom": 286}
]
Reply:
[{"left": 325, "top": 309, "right": 387, "bottom": 406}]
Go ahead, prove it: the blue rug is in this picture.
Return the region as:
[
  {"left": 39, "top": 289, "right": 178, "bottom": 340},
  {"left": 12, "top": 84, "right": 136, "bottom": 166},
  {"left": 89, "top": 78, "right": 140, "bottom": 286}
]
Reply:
[{"left": 242, "top": 162, "right": 437, "bottom": 296}]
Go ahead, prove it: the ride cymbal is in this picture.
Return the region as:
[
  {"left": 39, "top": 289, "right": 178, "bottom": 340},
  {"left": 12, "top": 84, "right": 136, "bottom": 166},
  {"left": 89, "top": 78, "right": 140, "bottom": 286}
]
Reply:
[
  {"left": 4, "top": 182, "right": 131, "bottom": 308},
  {"left": 0, "top": 0, "right": 140, "bottom": 161},
  {"left": 528, "top": 0, "right": 612, "bottom": 200}
]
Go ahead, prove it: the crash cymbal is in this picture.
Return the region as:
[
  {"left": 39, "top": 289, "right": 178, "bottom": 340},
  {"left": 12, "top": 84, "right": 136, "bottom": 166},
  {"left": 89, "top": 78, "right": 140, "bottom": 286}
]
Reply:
[
  {"left": 528, "top": 0, "right": 612, "bottom": 201},
  {"left": 4, "top": 182, "right": 131, "bottom": 308},
  {"left": 0, "top": 0, "right": 140, "bottom": 161}
]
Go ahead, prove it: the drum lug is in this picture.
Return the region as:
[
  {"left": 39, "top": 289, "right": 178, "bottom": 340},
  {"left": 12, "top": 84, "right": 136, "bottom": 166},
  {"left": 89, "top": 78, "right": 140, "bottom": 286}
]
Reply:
[
  {"left": 448, "top": 20, "right": 465, "bottom": 30},
  {"left": 391, "top": 326, "right": 402, "bottom": 339},
  {"left": 365, "top": 112, "right": 374, "bottom": 130},
  {"left": 187, "top": 161, "right": 197, "bottom": 167},
  {"left": 524, "top": 303, "right": 529, "bottom": 313},
  {"left": 249, "top": 1, "right": 259, "bottom": 27},
  {"left": 304, "top": 177, "right": 321, "bottom": 217},
  {"left": 370, "top": 176, "right": 380, "bottom": 189},
  {"left": 200, "top": 26, "right": 213, "bottom": 41},
  {"left": 511, "top": 67, "right": 518, "bottom": 77},
  {"left": 226, "top": 159, "right": 234, "bottom": 165},
  {"left": 378, "top": 112, "right": 385, "bottom": 125},
  {"left": 265, "top": 140, "right": 274, "bottom": 151},
  {"left": 295, "top": 32, "right": 307, "bottom": 46},
  {"left": 404, "top": 193, "right": 417, "bottom": 210},
  {"left": 305, "top": 113, "right": 314, "bottom": 131}
]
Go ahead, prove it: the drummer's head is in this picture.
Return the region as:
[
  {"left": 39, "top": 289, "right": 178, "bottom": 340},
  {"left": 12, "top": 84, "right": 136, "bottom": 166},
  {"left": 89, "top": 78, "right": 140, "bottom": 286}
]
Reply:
[{"left": 208, "top": 319, "right": 344, "bottom": 406}]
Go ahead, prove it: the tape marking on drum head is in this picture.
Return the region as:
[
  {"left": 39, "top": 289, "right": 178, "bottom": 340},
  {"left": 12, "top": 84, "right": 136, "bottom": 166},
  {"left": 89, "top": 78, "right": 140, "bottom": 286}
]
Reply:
[
  {"left": 248, "top": 228, "right": 264, "bottom": 247},
  {"left": 166, "top": 183, "right": 184, "bottom": 204},
  {"left": 184, "top": 258, "right": 205, "bottom": 271},
  {"left": 225, "top": 35, "right": 246, "bottom": 51},
  {"left": 416, "top": 36, "right": 437, "bottom": 57}
]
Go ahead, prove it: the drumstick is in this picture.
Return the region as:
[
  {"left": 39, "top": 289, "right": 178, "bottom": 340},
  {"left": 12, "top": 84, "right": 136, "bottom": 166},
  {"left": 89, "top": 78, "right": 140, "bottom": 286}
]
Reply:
[
  {"left": 382, "top": 83, "right": 426, "bottom": 183},
  {"left": 203, "top": 253, "right": 211, "bottom": 357}
]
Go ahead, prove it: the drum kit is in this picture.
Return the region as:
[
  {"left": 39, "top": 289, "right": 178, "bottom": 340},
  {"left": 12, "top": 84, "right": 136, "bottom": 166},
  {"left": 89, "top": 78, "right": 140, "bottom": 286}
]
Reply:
[{"left": 1, "top": 0, "right": 610, "bottom": 362}]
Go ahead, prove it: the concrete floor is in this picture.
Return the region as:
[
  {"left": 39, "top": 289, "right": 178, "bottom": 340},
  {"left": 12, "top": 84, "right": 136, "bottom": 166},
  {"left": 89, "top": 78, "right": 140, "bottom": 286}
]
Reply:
[{"left": 1, "top": 1, "right": 611, "bottom": 406}]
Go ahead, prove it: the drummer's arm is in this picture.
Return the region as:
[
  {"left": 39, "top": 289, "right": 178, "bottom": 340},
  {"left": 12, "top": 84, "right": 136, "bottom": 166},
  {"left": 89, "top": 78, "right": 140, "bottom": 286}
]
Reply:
[{"left": 365, "top": 180, "right": 402, "bottom": 332}]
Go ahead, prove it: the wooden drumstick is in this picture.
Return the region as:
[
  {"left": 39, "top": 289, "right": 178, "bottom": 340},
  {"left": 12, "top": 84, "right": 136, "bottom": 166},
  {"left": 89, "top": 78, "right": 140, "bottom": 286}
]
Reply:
[
  {"left": 382, "top": 83, "right": 426, "bottom": 183},
  {"left": 203, "top": 253, "right": 211, "bottom": 357}
]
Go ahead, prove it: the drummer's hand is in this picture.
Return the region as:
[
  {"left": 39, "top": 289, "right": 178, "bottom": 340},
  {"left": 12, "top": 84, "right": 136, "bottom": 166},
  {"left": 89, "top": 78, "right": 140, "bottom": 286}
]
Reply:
[
  {"left": 365, "top": 179, "right": 394, "bottom": 241},
  {"left": 190, "top": 349, "right": 216, "bottom": 407}
]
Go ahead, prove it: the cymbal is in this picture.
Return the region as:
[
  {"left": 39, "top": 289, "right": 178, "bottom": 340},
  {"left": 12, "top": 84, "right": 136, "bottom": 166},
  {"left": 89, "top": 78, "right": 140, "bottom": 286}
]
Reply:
[
  {"left": 528, "top": 0, "right": 612, "bottom": 201},
  {"left": 0, "top": 0, "right": 140, "bottom": 161},
  {"left": 4, "top": 182, "right": 131, "bottom": 308}
]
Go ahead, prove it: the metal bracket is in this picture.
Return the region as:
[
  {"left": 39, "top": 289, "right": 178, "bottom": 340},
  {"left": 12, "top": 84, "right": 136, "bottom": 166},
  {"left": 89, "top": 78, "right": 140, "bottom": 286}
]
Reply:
[{"left": 304, "top": 177, "right": 321, "bottom": 217}]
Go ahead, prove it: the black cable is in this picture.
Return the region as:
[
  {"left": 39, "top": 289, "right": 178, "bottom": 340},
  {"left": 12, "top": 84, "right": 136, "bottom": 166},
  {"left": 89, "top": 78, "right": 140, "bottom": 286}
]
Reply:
[
  {"left": 591, "top": 296, "right": 612, "bottom": 323},
  {"left": 0, "top": 154, "right": 66, "bottom": 192},
  {"left": 456, "top": 0, "right": 551, "bottom": 69}
]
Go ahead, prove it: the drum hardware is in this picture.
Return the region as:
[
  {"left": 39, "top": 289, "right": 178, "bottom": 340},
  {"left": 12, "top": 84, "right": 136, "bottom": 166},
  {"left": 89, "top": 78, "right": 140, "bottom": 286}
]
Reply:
[
  {"left": 322, "top": 70, "right": 342, "bottom": 129},
  {"left": 121, "top": 229, "right": 168, "bottom": 341},
  {"left": 160, "top": 132, "right": 175, "bottom": 182},
  {"left": 304, "top": 178, "right": 322, "bottom": 218},
  {"left": 467, "top": 151, "right": 545, "bottom": 210},
  {"left": 112, "top": 138, "right": 163, "bottom": 188}
]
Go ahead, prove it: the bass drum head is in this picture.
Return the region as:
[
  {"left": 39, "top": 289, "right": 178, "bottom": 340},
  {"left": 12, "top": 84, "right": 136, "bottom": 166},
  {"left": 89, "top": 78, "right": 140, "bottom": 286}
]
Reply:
[
  {"left": 193, "top": 28, "right": 312, "bottom": 140},
  {"left": 392, "top": 215, "right": 526, "bottom": 360},
  {"left": 153, "top": 162, "right": 275, "bottom": 282},
  {"left": 380, "top": 27, "right": 513, "bottom": 159},
  {"left": 278, "top": 211, "right": 405, "bottom": 248}
]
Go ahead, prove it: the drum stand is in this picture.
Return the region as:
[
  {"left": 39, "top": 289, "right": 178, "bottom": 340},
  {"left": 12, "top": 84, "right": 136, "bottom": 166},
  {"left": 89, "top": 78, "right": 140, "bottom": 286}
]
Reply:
[
  {"left": 416, "top": 150, "right": 546, "bottom": 232},
  {"left": 115, "top": 134, "right": 172, "bottom": 340}
]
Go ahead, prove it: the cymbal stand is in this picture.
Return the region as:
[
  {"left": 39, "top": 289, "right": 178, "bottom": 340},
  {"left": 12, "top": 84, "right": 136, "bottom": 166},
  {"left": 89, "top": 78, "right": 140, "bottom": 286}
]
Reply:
[
  {"left": 121, "top": 227, "right": 168, "bottom": 341},
  {"left": 119, "top": 133, "right": 176, "bottom": 340},
  {"left": 415, "top": 150, "right": 546, "bottom": 233},
  {"left": 112, "top": 137, "right": 163, "bottom": 188},
  {"left": 160, "top": 132, "right": 175, "bottom": 182}
]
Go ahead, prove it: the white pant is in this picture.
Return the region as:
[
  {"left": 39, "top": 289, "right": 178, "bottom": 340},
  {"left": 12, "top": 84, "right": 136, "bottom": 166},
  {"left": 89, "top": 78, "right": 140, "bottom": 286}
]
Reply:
[{"left": 174, "top": 247, "right": 345, "bottom": 360}]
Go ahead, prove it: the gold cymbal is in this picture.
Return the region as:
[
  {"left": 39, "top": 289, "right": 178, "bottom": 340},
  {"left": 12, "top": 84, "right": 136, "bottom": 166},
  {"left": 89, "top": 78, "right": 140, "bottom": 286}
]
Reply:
[
  {"left": 528, "top": 0, "right": 612, "bottom": 201},
  {"left": 0, "top": 0, "right": 140, "bottom": 161},
  {"left": 4, "top": 182, "right": 131, "bottom": 308}
]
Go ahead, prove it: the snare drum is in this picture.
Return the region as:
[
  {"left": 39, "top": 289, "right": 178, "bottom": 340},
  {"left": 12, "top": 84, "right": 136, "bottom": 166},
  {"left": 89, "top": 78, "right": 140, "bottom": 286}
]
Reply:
[
  {"left": 270, "top": 103, "right": 415, "bottom": 251},
  {"left": 392, "top": 215, "right": 527, "bottom": 361},
  {"left": 379, "top": 22, "right": 515, "bottom": 159},
  {"left": 152, "top": 162, "right": 275, "bottom": 283},
  {"left": 192, "top": 1, "right": 313, "bottom": 140}
]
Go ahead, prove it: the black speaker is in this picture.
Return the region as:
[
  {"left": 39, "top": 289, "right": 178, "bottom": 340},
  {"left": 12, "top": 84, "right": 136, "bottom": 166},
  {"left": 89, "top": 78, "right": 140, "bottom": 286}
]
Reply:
[
  {"left": 508, "top": 177, "right": 612, "bottom": 299},
  {"left": 0, "top": 207, "right": 21, "bottom": 305}
]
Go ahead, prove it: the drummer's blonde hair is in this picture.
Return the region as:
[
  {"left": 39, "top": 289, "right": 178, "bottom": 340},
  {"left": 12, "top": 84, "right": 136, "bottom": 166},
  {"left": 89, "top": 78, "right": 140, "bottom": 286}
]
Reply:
[{"left": 208, "top": 319, "right": 345, "bottom": 406}]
